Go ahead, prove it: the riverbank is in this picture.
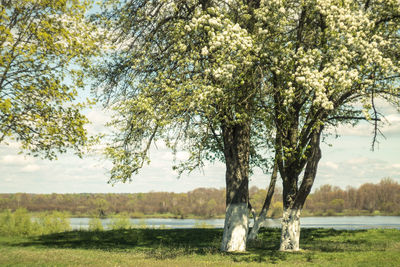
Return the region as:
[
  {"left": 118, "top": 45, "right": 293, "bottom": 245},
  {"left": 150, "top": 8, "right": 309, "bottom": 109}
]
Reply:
[
  {"left": 27, "top": 210, "right": 400, "bottom": 220},
  {"left": 68, "top": 216, "right": 400, "bottom": 230},
  {"left": 1, "top": 228, "right": 399, "bottom": 266}
]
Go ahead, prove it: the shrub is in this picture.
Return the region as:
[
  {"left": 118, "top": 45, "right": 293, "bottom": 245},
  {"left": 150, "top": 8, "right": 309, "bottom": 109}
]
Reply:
[
  {"left": 35, "top": 211, "right": 71, "bottom": 235},
  {"left": 0, "top": 209, "right": 71, "bottom": 236},
  {"left": 0, "top": 209, "right": 33, "bottom": 236},
  {"left": 108, "top": 214, "right": 132, "bottom": 230},
  {"left": 88, "top": 217, "right": 104, "bottom": 231}
]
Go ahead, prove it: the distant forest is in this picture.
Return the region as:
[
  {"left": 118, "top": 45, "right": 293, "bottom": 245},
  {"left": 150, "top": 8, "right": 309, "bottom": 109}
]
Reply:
[{"left": 1, "top": 178, "right": 399, "bottom": 218}]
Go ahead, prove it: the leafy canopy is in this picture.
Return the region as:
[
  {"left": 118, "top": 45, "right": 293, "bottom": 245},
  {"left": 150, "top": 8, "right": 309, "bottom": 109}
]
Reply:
[
  {"left": 93, "top": 0, "right": 273, "bottom": 183},
  {"left": 94, "top": 0, "right": 400, "bottom": 186},
  {"left": 0, "top": 0, "right": 99, "bottom": 159},
  {"left": 257, "top": 0, "right": 400, "bottom": 174}
]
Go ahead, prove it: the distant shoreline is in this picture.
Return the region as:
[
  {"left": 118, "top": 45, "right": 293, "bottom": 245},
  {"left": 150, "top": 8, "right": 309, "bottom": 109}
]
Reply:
[{"left": 1, "top": 179, "right": 400, "bottom": 218}]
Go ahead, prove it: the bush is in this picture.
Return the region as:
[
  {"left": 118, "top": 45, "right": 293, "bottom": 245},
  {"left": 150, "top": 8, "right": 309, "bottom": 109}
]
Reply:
[
  {"left": 0, "top": 209, "right": 71, "bottom": 236},
  {"left": 35, "top": 211, "right": 71, "bottom": 235},
  {"left": 108, "top": 214, "right": 132, "bottom": 230},
  {"left": 0, "top": 209, "right": 33, "bottom": 236},
  {"left": 88, "top": 217, "right": 104, "bottom": 231}
]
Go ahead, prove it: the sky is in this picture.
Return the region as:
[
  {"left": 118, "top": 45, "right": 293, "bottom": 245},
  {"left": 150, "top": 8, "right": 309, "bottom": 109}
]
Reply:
[{"left": 0, "top": 98, "right": 399, "bottom": 194}]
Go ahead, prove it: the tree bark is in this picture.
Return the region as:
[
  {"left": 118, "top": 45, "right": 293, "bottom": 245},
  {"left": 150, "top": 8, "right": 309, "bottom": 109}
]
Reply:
[
  {"left": 279, "top": 207, "right": 301, "bottom": 251},
  {"left": 279, "top": 128, "right": 322, "bottom": 252},
  {"left": 220, "top": 122, "right": 251, "bottom": 252},
  {"left": 221, "top": 203, "right": 249, "bottom": 252},
  {"left": 248, "top": 160, "right": 278, "bottom": 241}
]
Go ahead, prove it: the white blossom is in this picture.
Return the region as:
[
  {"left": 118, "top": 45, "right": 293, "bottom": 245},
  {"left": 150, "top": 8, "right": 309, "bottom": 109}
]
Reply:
[{"left": 201, "top": 46, "right": 209, "bottom": 56}]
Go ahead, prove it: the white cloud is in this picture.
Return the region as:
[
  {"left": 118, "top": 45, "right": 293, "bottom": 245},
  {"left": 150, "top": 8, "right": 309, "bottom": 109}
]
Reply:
[
  {"left": 21, "top": 164, "right": 41, "bottom": 172},
  {"left": 381, "top": 113, "right": 400, "bottom": 136},
  {"left": 320, "top": 161, "right": 339, "bottom": 170},
  {"left": 316, "top": 155, "right": 400, "bottom": 190},
  {"left": 332, "top": 113, "right": 400, "bottom": 138},
  {"left": 335, "top": 123, "right": 373, "bottom": 137},
  {"left": 391, "top": 163, "right": 400, "bottom": 169},
  {"left": 6, "top": 141, "right": 20, "bottom": 149},
  {"left": 346, "top": 157, "right": 370, "bottom": 165},
  {"left": 386, "top": 114, "right": 400, "bottom": 123},
  {"left": 0, "top": 154, "right": 34, "bottom": 165}
]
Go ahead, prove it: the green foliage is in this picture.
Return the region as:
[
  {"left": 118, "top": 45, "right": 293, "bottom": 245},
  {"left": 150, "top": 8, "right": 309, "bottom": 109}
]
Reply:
[
  {"left": 329, "top": 199, "right": 345, "bottom": 213},
  {"left": 1, "top": 179, "right": 399, "bottom": 218},
  {"left": 107, "top": 213, "right": 132, "bottom": 230},
  {"left": 0, "top": 0, "right": 99, "bottom": 158},
  {"left": 35, "top": 211, "right": 71, "bottom": 235},
  {"left": 0, "top": 209, "right": 33, "bottom": 236},
  {"left": 93, "top": 0, "right": 273, "bottom": 184},
  {"left": 0, "top": 209, "right": 71, "bottom": 236},
  {"left": 88, "top": 217, "right": 104, "bottom": 231}
]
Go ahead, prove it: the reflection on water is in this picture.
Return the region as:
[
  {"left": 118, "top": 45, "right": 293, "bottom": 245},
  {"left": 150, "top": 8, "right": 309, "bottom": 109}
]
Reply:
[{"left": 70, "top": 216, "right": 400, "bottom": 230}]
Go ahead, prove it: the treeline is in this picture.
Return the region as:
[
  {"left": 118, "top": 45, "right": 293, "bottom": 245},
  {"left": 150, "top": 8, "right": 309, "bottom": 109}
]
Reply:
[
  {"left": 0, "top": 178, "right": 399, "bottom": 218},
  {"left": 304, "top": 178, "right": 400, "bottom": 215}
]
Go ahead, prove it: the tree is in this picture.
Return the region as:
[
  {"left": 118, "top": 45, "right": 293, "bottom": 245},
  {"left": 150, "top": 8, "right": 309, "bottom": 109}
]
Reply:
[
  {"left": 93, "top": 0, "right": 273, "bottom": 252},
  {"left": 90, "top": 197, "right": 109, "bottom": 217},
  {"left": 93, "top": 0, "right": 400, "bottom": 253},
  {"left": 255, "top": 0, "right": 400, "bottom": 251},
  {"left": 0, "top": 0, "right": 98, "bottom": 159},
  {"left": 248, "top": 158, "right": 277, "bottom": 240}
]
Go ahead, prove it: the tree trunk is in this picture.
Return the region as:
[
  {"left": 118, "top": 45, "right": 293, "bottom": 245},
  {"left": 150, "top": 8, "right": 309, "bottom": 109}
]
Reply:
[
  {"left": 278, "top": 128, "right": 322, "bottom": 252},
  {"left": 220, "top": 122, "right": 251, "bottom": 252},
  {"left": 248, "top": 160, "right": 278, "bottom": 241},
  {"left": 279, "top": 207, "right": 301, "bottom": 251},
  {"left": 221, "top": 203, "right": 249, "bottom": 252},
  {"left": 248, "top": 208, "right": 267, "bottom": 240}
]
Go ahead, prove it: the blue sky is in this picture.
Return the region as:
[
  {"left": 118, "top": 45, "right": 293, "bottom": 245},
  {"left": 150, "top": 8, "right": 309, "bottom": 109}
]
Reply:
[{"left": 0, "top": 99, "right": 399, "bottom": 194}]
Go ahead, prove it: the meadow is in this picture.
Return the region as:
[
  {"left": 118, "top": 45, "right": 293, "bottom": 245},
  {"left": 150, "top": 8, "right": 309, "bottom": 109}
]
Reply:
[
  {"left": 1, "top": 226, "right": 399, "bottom": 266},
  {"left": 1, "top": 209, "right": 400, "bottom": 266}
]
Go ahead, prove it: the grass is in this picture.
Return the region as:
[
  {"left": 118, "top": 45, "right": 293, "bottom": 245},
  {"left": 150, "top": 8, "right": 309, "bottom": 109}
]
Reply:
[{"left": 0, "top": 228, "right": 399, "bottom": 266}]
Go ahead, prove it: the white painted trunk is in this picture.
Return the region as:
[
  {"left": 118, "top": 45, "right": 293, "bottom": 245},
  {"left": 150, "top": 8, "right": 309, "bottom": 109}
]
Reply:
[
  {"left": 279, "top": 208, "right": 301, "bottom": 251},
  {"left": 248, "top": 210, "right": 267, "bottom": 241},
  {"left": 220, "top": 203, "right": 249, "bottom": 252}
]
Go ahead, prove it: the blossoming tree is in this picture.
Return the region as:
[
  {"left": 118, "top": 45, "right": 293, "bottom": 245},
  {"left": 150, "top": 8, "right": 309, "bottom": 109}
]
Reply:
[
  {"left": 0, "top": 0, "right": 98, "bottom": 159},
  {"left": 93, "top": 0, "right": 273, "bottom": 252},
  {"left": 254, "top": 0, "right": 400, "bottom": 251},
  {"left": 93, "top": 0, "right": 400, "bottom": 253}
]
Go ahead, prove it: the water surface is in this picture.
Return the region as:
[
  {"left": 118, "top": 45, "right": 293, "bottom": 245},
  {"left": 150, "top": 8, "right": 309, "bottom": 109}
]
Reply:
[{"left": 70, "top": 216, "right": 400, "bottom": 230}]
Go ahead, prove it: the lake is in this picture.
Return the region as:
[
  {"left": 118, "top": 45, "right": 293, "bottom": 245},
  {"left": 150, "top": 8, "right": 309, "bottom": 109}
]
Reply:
[{"left": 70, "top": 216, "right": 400, "bottom": 230}]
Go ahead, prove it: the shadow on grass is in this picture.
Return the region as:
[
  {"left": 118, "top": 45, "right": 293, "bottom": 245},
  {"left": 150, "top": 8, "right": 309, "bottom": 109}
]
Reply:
[
  {"left": 14, "top": 228, "right": 370, "bottom": 262},
  {"left": 300, "top": 228, "right": 370, "bottom": 252}
]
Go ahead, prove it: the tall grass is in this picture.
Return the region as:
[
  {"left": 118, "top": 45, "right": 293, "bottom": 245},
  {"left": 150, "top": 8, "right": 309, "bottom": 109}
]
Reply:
[{"left": 0, "top": 208, "right": 71, "bottom": 236}]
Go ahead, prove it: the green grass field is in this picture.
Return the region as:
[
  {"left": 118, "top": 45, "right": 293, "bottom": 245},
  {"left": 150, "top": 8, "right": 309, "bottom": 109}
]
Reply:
[{"left": 1, "top": 228, "right": 399, "bottom": 266}]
